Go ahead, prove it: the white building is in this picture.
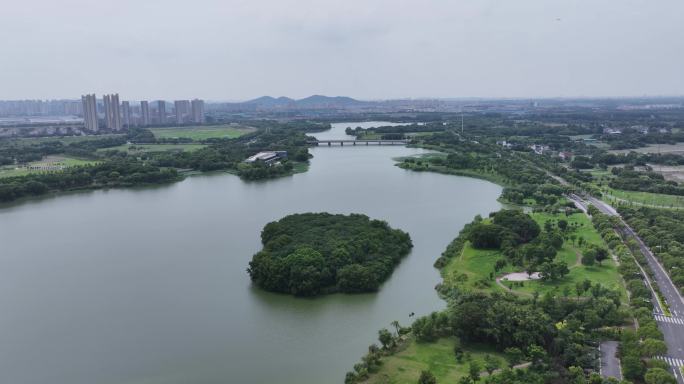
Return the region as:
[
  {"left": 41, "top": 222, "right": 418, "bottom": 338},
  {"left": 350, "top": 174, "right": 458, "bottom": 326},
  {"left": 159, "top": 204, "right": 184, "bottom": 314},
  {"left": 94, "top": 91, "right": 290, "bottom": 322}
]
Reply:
[{"left": 245, "top": 151, "right": 287, "bottom": 164}]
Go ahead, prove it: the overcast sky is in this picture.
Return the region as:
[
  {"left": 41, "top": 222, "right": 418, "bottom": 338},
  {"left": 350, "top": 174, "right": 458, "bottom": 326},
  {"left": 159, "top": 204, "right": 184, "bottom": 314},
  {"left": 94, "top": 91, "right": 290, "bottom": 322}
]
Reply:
[{"left": 1, "top": 0, "right": 683, "bottom": 101}]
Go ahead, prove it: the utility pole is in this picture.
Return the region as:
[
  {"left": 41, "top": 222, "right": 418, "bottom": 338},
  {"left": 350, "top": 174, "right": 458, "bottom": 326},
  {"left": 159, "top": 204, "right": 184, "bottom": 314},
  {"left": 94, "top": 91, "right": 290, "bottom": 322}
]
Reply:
[{"left": 461, "top": 110, "right": 464, "bottom": 134}]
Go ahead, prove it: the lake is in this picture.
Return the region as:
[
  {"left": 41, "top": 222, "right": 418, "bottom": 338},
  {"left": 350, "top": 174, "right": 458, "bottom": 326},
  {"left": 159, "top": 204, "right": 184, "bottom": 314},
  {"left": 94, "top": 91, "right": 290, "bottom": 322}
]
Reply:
[{"left": 0, "top": 122, "right": 501, "bottom": 384}]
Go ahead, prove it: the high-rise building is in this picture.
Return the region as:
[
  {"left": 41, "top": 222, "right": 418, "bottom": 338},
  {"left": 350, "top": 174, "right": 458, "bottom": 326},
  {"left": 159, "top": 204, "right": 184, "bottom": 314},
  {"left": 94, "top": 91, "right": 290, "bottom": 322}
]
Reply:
[
  {"left": 174, "top": 100, "right": 191, "bottom": 125},
  {"left": 140, "top": 101, "right": 150, "bottom": 126},
  {"left": 81, "top": 94, "right": 98, "bottom": 131},
  {"left": 156, "top": 100, "right": 166, "bottom": 125},
  {"left": 103, "top": 94, "right": 122, "bottom": 130},
  {"left": 122, "top": 101, "right": 131, "bottom": 128},
  {"left": 191, "top": 99, "right": 205, "bottom": 124}
]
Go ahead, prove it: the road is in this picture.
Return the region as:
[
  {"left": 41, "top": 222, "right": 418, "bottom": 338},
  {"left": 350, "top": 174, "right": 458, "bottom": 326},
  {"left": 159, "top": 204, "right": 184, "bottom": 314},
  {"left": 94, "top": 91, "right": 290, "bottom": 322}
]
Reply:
[
  {"left": 599, "top": 341, "right": 622, "bottom": 380},
  {"left": 568, "top": 193, "right": 684, "bottom": 382}
]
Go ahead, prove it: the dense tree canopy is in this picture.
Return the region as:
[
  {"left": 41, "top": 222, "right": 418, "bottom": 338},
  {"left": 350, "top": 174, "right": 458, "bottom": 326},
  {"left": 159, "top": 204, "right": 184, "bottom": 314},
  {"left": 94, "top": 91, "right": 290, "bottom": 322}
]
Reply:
[{"left": 247, "top": 213, "right": 412, "bottom": 296}]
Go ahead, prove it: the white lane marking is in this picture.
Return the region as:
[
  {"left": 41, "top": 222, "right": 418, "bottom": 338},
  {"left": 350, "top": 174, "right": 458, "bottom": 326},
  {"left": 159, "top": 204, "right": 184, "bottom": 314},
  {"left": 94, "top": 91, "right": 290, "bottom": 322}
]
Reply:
[
  {"left": 655, "top": 356, "right": 684, "bottom": 367},
  {"left": 654, "top": 315, "right": 684, "bottom": 325}
]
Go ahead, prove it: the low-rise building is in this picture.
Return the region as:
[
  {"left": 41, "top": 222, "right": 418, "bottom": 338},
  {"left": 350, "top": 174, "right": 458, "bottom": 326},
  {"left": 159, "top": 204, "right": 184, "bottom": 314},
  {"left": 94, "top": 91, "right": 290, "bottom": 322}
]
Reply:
[
  {"left": 530, "top": 144, "right": 550, "bottom": 155},
  {"left": 245, "top": 151, "right": 288, "bottom": 164}
]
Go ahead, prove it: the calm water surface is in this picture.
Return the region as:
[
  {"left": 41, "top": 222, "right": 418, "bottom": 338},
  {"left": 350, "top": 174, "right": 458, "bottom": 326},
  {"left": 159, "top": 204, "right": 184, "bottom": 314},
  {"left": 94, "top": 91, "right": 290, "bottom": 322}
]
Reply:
[{"left": 0, "top": 122, "right": 501, "bottom": 384}]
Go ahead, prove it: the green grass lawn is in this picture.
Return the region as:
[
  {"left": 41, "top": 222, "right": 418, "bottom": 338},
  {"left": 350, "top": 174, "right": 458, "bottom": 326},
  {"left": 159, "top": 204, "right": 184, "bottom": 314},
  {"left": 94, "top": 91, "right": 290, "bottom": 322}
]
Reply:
[
  {"left": 0, "top": 166, "right": 30, "bottom": 178},
  {"left": 513, "top": 212, "right": 625, "bottom": 298},
  {"left": 602, "top": 188, "right": 684, "bottom": 209},
  {"left": 149, "top": 125, "right": 255, "bottom": 140},
  {"left": 442, "top": 243, "right": 511, "bottom": 293},
  {"left": 440, "top": 211, "right": 626, "bottom": 299},
  {"left": 0, "top": 156, "right": 98, "bottom": 178},
  {"left": 364, "top": 338, "right": 506, "bottom": 384},
  {"left": 97, "top": 143, "right": 206, "bottom": 154},
  {"left": 12, "top": 134, "right": 126, "bottom": 146}
]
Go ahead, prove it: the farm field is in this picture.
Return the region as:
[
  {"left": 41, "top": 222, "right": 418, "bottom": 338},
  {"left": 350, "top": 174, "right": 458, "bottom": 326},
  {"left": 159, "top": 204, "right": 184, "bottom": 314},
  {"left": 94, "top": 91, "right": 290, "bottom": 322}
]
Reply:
[
  {"left": 364, "top": 338, "right": 506, "bottom": 384},
  {"left": 609, "top": 143, "right": 684, "bottom": 155},
  {"left": 150, "top": 125, "right": 256, "bottom": 140},
  {"left": 97, "top": 143, "right": 206, "bottom": 154},
  {"left": 586, "top": 166, "right": 684, "bottom": 209}
]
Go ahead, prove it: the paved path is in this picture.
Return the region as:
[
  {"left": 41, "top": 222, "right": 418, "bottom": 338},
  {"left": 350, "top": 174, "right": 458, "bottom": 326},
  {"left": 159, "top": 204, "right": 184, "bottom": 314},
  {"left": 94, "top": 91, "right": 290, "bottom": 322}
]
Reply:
[{"left": 599, "top": 341, "right": 622, "bottom": 380}]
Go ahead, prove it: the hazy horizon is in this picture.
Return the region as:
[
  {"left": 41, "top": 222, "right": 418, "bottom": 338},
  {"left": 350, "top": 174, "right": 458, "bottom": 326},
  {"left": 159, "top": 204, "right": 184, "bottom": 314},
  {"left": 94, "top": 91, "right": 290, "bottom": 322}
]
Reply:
[{"left": 2, "top": 0, "right": 683, "bottom": 100}]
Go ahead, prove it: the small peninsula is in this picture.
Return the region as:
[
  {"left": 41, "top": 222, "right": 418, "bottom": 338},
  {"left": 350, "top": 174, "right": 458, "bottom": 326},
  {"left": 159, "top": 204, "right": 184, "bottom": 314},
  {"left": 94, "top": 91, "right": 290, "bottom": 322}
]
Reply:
[{"left": 247, "top": 213, "right": 413, "bottom": 296}]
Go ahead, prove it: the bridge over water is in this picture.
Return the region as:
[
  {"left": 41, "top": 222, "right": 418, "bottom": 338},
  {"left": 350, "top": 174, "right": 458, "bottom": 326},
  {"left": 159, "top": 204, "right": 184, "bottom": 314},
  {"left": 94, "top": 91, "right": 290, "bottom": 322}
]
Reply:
[{"left": 308, "top": 139, "right": 410, "bottom": 146}]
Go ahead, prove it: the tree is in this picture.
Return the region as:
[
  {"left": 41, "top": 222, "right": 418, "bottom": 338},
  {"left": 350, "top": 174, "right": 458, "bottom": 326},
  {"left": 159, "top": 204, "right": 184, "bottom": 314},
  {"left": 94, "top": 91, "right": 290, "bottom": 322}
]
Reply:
[
  {"left": 621, "top": 354, "right": 645, "bottom": 381},
  {"left": 644, "top": 368, "right": 676, "bottom": 384},
  {"left": 558, "top": 219, "right": 569, "bottom": 231},
  {"left": 469, "top": 361, "right": 481, "bottom": 382},
  {"left": 484, "top": 354, "right": 499, "bottom": 375},
  {"left": 344, "top": 371, "right": 357, "bottom": 384},
  {"left": 494, "top": 258, "right": 507, "bottom": 272},
  {"left": 492, "top": 210, "right": 541, "bottom": 243},
  {"left": 468, "top": 223, "right": 506, "bottom": 249},
  {"left": 454, "top": 343, "right": 465, "bottom": 363},
  {"left": 249, "top": 212, "right": 412, "bottom": 296},
  {"left": 539, "top": 261, "right": 569, "bottom": 281},
  {"left": 568, "top": 366, "right": 587, "bottom": 384},
  {"left": 575, "top": 281, "right": 586, "bottom": 298},
  {"left": 378, "top": 328, "right": 393, "bottom": 349},
  {"left": 583, "top": 248, "right": 596, "bottom": 266},
  {"left": 641, "top": 339, "right": 668, "bottom": 357},
  {"left": 544, "top": 220, "right": 554, "bottom": 233},
  {"left": 418, "top": 370, "right": 437, "bottom": 384},
  {"left": 594, "top": 246, "right": 609, "bottom": 265},
  {"left": 504, "top": 347, "right": 523, "bottom": 367},
  {"left": 527, "top": 345, "right": 546, "bottom": 369}
]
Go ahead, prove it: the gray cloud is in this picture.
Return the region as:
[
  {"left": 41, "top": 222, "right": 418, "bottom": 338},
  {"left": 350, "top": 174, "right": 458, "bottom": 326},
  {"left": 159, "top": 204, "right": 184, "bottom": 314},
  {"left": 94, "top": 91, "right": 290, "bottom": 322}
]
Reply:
[{"left": 0, "top": 0, "right": 682, "bottom": 100}]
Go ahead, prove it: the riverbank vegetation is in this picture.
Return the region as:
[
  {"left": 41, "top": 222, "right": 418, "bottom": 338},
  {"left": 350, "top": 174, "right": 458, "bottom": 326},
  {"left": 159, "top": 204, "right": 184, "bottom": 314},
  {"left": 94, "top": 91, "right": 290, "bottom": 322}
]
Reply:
[
  {"left": 348, "top": 107, "right": 684, "bottom": 383},
  {"left": 0, "top": 120, "right": 326, "bottom": 203},
  {"left": 247, "top": 213, "right": 412, "bottom": 296},
  {"left": 346, "top": 206, "right": 636, "bottom": 384},
  {"left": 438, "top": 210, "right": 625, "bottom": 301}
]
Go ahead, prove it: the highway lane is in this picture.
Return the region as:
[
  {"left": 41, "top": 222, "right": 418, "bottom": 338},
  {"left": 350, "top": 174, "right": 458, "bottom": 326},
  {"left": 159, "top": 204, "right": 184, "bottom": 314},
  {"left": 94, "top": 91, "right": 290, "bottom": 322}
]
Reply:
[{"left": 569, "top": 193, "right": 684, "bottom": 382}]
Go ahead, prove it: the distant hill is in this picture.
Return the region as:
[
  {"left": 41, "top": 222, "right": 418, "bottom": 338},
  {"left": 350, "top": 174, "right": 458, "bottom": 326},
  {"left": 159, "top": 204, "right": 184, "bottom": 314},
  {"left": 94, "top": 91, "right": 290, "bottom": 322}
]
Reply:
[
  {"left": 242, "top": 95, "right": 365, "bottom": 109},
  {"left": 296, "top": 95, "right": 363, "bottom": 107},
  {"left": 244, "top": 96, "right": 295, "bottom": 107}
]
